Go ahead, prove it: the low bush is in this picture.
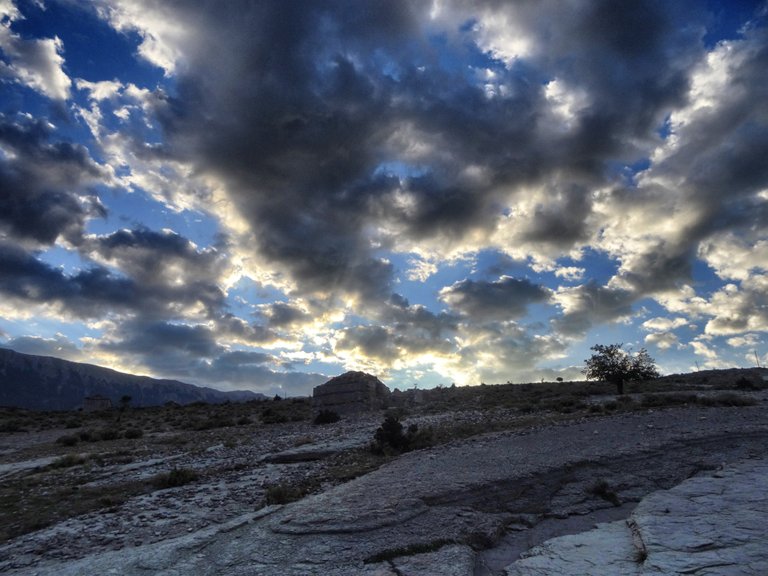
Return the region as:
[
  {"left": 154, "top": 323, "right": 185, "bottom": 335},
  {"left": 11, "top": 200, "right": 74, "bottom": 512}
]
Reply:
[
  {"left": 588, "top": 479, "right": 621, "bottom": 507},
  {"left": 313, "top": 410, "right": 341, "bottom": 425},
  {"left": 699, "top": 393, "right": 757, "bottom": 407},
  {"left": 260, "top": 408, "right": 288, "bottom": 425},
  {"left": 0, "top": 419, "right": 26, "bottom": 433},
  {"left": 49, "top": 454, "right": 87, "bottom": 469},
  {"left": 193, "top": 416, "right": 234, "bottom": 431},
  {"left": 123, "top": 428, "right": 143, "bottom": 439},
  {"left": 55, "top": 434, "right": 79, "bottom": 446},
  {"left": 733, "top": 376, "right": 764, "bottom": 391},
  {"left": 371, "top": 415, "right": 420, "bottom": 455},
  {"left": 153, "top": 467, "right": 199, "bottom": 489},
  {"left": 264, "top": 483, "right": 305, "bottom": 505},
  {"left": 640, "top": 393, "right": 697, "bottom": 408}
]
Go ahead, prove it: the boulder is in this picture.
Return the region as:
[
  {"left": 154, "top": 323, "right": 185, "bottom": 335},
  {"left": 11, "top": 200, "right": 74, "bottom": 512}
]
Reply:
[{"left": 312, "top": 371, "right": 390, "bottom": 415}]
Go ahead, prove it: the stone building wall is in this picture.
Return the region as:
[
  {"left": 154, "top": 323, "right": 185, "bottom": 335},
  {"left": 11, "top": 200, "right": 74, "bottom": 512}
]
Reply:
[
  {"left": 312, "top": 371, "right": 390, "bottom": 415},
  {"left": 83, "top": 395, "right": 112, "bottom": 412}
]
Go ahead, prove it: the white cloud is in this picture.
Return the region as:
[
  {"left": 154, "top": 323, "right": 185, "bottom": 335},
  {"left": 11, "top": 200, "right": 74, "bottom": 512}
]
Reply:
[
  {"left": 0, "top": 17, "right": 71, "bottom": 100},
  {"left": 76, "top": 78, "right": 123, "bottom": 101},
  {"left": 727, "top": 334, "right": 760, "bottom": 348},
  {"left": 644, "top": 331, "right": 679, "bottom": 350},
  {"left": 543, "top": 78, "right": 590, "bottom": 132},
  {"left": 554, "top": 266, "right": 585, "bottom": 282},
  {"left": 406, "top": 256, "right": 438, "bottom": 282},
  {"left": 698, "top": 232, "right": 768, "bottom": 281},
  {"left": 704, "top": 276, "right": 768, "bottom": 336},
  {"left": 641, "top": 316, "right": 688, "bottom": 332},
  {"left": 94, "top": 0, "right": 191, "bottom": 75},
  {"left": 0, "top": 0, "right": 21, "bottom": 21}
]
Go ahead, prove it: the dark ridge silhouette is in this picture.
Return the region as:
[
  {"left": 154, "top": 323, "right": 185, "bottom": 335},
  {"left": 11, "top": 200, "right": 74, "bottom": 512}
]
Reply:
[{"left": 0, "top": 348, "right": 263, "bottom": 410}]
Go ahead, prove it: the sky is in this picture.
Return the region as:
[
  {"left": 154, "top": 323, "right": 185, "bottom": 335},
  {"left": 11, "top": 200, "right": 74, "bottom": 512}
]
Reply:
[{"left": 1, "top": 0, "right": 767, "bottom": 396}]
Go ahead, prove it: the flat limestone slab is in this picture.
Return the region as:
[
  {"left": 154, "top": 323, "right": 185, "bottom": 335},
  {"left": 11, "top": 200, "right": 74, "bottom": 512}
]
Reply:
[
  {"left": 505, "top": 520, "right": 639, "bottom": 576},
  {"left": 505, "top": 457, "right": 768, "bottom": 575}
]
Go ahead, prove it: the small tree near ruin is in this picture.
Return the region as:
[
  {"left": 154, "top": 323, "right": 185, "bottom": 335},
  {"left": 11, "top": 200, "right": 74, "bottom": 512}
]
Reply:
[{"left": 583, "top": 343, "right": 659, "bottom": 395}]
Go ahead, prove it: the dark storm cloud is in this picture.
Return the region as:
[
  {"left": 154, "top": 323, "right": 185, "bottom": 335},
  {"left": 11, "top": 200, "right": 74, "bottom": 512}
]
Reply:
[
  {"left": 604, "top": 20, "right": 768, "bottom": 295},
  {"left": 214, "top": 314, "right": 277, "bottom": 345},
  {"left": 0, "top": 240, "right": 225, "bottom": 319},
  {"left": 0, "top": 113, "right": 106, "bottom": 246},
  {"left": 387, "top": 294, "right": 459, "bottom": 339},
  {"left": 101, "top": 319, "right": 325, "bottom": 394},
  {"left": 0, "top": 242, "right": 134, "bottom": 316},
  {"left": 553, "top": 280, "right": 635, "bottom": 336},
  {"left": 3, "top": 334, "right": 83, "bottom": 361},
  {"left": 101, "top": 321, "right": 224, "bottom": 358},
  {"left": 259, "top": 302, "right": 311, "bottom": 328},
  {"left": 81, "top": 228, "right": 227, "bottom": 313},
  {"left": 148, "top": 1, "right": 420, "bottom": 301},
  {"left": 523, "top": 183, "right": 593, "bottom": 248},
  {"left": 336, "top": 325, "right": 395, "bottom": 363},
  {"left": 440, "top": 276, "right": 550, "bottom": 321},
  {"left": 138, "top": 0, "right": 711, "bottom": 313}
]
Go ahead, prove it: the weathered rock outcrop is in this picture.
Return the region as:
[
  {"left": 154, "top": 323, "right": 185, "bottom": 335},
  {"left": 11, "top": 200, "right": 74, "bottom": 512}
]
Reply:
[
  {"left": 312, "top": 371, "right": 390, "bottom": 415},
  {"left": 505, "top": 457, "right": 768, "bottom": 575}
]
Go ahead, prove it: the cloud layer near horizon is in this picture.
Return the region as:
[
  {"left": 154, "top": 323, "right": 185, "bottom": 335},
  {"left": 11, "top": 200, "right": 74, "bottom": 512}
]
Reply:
[{"left": 1, "top": 0, "right": 767, "bottom": 394}]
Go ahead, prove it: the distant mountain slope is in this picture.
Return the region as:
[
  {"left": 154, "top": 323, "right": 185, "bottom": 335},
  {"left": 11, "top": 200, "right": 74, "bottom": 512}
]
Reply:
[{"left": 0, "top": 348, "right": 264, "bottom": 410}]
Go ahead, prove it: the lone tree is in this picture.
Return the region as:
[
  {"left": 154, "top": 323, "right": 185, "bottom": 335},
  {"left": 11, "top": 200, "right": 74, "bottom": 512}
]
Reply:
[{"left": 582, "top": 344, "right": 659, "bottom": 395}]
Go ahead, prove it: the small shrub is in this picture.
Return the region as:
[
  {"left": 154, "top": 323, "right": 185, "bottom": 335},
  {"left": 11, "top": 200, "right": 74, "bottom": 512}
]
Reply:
[
  {"left": 195, "top": 416, "right": 234, "bottom": 430},
  {"left": 733, "top": 376, "right": 762, "bottom": 391},
  {"left": 371, "top": 416, "right": 419, "bottom": 455},
  {"left": 260, "top": 408, "right": 288, "bottom": 425},
  {"left": 0, "top": 419, "right": 25, "bottom": 433},
  {"left": 153, "top": 467, "right": 199, "bottom": 489},
  {"left": 640, "top": 393, "right": 696, "bottom": 408},
  {"left": 236, "top": 416, "right": 253, "bottom": 425},
  {"left": 49, "top": 454, "right": 87, "bottom": 469},
  {"left": 97, "top": 428, "right": 121, "bottom": 441},
  {"left": 313, "top": 410, "right": 341, "bottom": 425},
  {"left": 123, "top": 428, "right": 144, "bottom": 439},
  {"left": 406, "top": 426, "right": 436, "bottom": 450},
  {"left": 56, "top": 434, "right": 79, "bottom": 446},
  {"left": 64, "top": 418, "right": 82, "bottom": 429},
  {"left": 588, "top": 479, "right": 621, "bottom": 507},
  {"left": 699, "top": 393, "right": 757, "bottom": 407},
  {"left": 264, "top": 483, "right": 305, "bottom": 505}
]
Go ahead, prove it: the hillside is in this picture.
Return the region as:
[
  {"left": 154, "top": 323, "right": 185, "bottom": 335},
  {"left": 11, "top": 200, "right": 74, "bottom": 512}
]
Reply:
[{"left": 0, "top": 348, "right": 263, "bottom": 410}]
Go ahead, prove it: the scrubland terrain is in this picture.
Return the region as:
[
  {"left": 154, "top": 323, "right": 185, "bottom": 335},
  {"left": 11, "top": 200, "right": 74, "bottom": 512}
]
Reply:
[{"left": 1, "top": 368, "right": 766, "bottom": 574}]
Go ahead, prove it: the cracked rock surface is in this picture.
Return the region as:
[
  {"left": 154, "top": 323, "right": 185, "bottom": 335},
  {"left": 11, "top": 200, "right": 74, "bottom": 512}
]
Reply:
[
  {"left": 7, "top": 403, "right": 768, "bottom": 576},
  {"left": 506, "top": 456, "right": 768, "bottom": 575}
]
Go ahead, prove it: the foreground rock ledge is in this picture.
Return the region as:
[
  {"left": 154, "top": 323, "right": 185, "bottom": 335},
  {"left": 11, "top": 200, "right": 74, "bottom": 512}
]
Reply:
[
  {"left": 506, "top": 456, "right": 768, "bottom": 575},
  {"left": 11, "top": 405, "right": 768, "bottom": 576}
]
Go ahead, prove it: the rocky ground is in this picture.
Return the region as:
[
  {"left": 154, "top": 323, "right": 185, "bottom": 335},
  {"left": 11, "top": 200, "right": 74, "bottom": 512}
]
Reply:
[{"left": 1, "top": 372, "right": 767, "bottom": 575}]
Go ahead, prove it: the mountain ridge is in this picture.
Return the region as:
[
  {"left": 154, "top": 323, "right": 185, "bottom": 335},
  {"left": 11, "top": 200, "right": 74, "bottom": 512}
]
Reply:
[{"left": 0, "top": 348, "right": 264, "bottom": 410}]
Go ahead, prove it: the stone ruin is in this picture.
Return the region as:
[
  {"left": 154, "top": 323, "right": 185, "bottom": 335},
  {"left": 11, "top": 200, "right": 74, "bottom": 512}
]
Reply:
[
  {"left": 312, "top": 371, "right": 390, "bottom": 415},
  {"left": 83, "top": 394, "right": 113, "bottom": 412}
]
